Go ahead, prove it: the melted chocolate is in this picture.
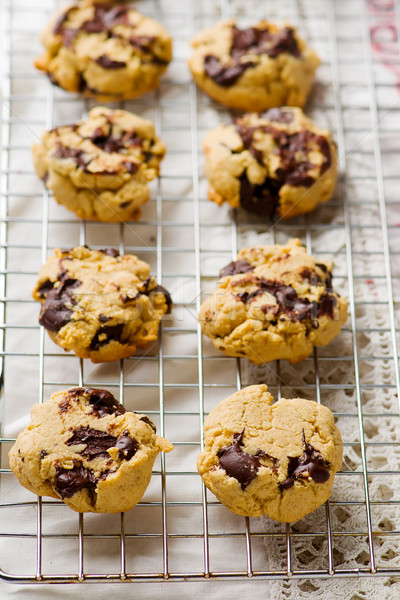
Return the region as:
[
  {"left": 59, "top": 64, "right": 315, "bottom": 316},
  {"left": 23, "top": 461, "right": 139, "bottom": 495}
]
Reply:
[
  {"left": 129, "top": 35, "right": 156, "bottom": 52},
  {"left": 232, "top": 25, "right": 300, "bottom": 59},
  {"left": 54, "top": 462, "right": 97, "bottom": 499},
  {"left": 204, "top": 25, "right": 300, "bottom": 87},
  {"left": 66, "top": 426, "right": 118, "bottom": 460},
  {"left": 204, "top": 55, "right": 254, "bottom": 87},
  {"left": 81, "top": 5, "right": 130, "bottom": 34},
  {"left": 239, "top": 173, "right": 281, "bottom": 217},
  {"left": 53, "top": 145, "right": 89, "bottom": 169},
  {"left": 236, "top": 277, "right": 336, "bottom": 321},
  {"left": 96, "top": 55, "right": 126, "bottom": 69},
  {"left": 89, "top": 323, "right": 125, "bottom": 350},
  {"left": 217, "top": 431, "right": 263, "bottom": 490},
  {"left": 234, "top": 122, "right": 332, "bottom": 216},
  {"left": 219, "top": 259, "right": 255, "bottom": 278},
  {"left": 139, "top": 415, "right": 157, "bottom": 432},
  {"left": 37, "top": 279, "right": 55, "bottom": 298},
  {"left": 280, "top": 431, "right": 330, "bottom": 489},
  {"left": 115, "top": 431, "right": 139, "bottom": 460},
  {"left": 83, "top": 387, "right": 126, "bottom": 418},
  {"left": 38, "top": 276, "right": 81, "bottom": 332}
]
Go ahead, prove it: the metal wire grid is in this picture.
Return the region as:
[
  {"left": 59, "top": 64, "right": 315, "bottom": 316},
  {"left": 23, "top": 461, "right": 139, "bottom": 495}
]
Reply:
[{"left": 1, "top": 0, "right": 400, "bottom": 584}]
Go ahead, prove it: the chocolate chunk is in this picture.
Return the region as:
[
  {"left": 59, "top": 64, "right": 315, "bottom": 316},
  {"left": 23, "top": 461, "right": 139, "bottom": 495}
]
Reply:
[
  {"left": 139, "top": 415, "right": 157, "bottom": 433},
  {"left": 115, "top": 430, "right": 139, "bottom": 460},
  {"left": 234, "top": 124, "right": 332, "bottom": 211},
  {"left": 59, "top": 398, "right": 71, "bottom": 413},
  {"left": 95, "top": 55, "right": 126, "bottom": 69},
  {"left": 149, "top": 285, "right": 172, "bottom": 313},
  {"left": 37, "top": 279, "right": 55, "bottom": 298},
  {"left": 217, "top": 431, "right": 263, "bottom": 490},
  {"left": 220, "top": 259, "right": 255, "bottom": 278},
  {"left": 261, "top": 108, "right": 294, "bottom": 123},
  {"left": 98, "top": 313, "right": 111, "bottom": 323},
  {"left": 239, "top": 173, "right": 281, "bottom": 217},
  {"left": 40, "top": 450, "right": 48, "bottom": 459},
  {"left": 53, "top": 145, "right": 89, "bottom": 169},
  {"left": 265, "top": 27, "right": 300, "bottom": 58},
  {"left": 204, "top": 55, "right": 253, "bottom": 87},
  {"left": 122, "top": 160, "right": 139, "bottom": 174},
  {"left": 66, "top": 426, "right": 118, "bottom": 460},
  {"left": 54, "top": 461, "right": 97, "bottom": 499},
  {"left": 316, "top": 263, "right": 333, "bottom": 289},
  {"left": 81, "top": 5, "right": 130, "bottom": 34},
  {"left": 279, "top": 430, "right": 330, "bottom": 490},
  {"left": 90, "top": 131, "right": 123, "bottom": 153},
  {"left": 99, "top": 248, "right": 120, "bottom": 257},
  {"left": 38, "top": 277, "right": 81, "bottom": 332},
  {"left": 236, "top": 277, "right": 337, "bottom": 321},
  {"left": 84, "top": 387, "right": 126, "bottom": 418},
  {"left": 129, "top": 35, "right": 156, "bottom": 52},
  {"left": 89, "top": 323, "right": 125, "bottom": 351}
]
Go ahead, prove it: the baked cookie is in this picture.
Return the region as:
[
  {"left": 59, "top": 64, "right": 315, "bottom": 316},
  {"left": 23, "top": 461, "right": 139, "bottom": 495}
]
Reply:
[
  {"left": 32, "top": 106, "right": 166, "bottom": 222},
  {"left": 9, "top": 387, "right": 173, "bottom": 513},
  {"left": 197, "top": 384, "right": 342, "bottom": 522},
  {"left": 32, "top": 246, "right": 172, "bottom": 363},
  {"left": 203, "top": 107, "right": 338, "bottom": 219},
  {"left": 199, "top": 238, "right": 347, "bottom": 364},
  {"left": 34, "top": 1, "right": 172, "bottom": 100},
  {"left": 188, "top": 20, "right": 319, "bottom": 111}
]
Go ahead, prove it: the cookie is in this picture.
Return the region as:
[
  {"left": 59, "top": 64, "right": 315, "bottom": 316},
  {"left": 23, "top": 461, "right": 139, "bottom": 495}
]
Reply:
[
  {"left": 32, "top": 246, "right": 172, "bottom": 363},
  {"left": 34, "top": 1, "right": 172, "bottom": 100},
  {"left": 203, "top": 107, "right": 338, "bottom": 220},
  {"left": 197, "top": 384, "right": 342, "bottom": 522},
  {"left": 199, "top": 238, "right": 347, "bottom": 364},
  {"left": 32, "top": 106, "right": 166, "bottom": 222},
  {"left": 188, "top": 20, "right": 319, "bottom": 111},
  {"left": 9, "top": 387, "right": 173, "bottom": 513}
]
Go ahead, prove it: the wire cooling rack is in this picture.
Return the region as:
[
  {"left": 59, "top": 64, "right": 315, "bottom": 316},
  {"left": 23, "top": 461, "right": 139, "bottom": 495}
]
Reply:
[{"left": 1, "top": 0, "right": 400, "bottom": 585}]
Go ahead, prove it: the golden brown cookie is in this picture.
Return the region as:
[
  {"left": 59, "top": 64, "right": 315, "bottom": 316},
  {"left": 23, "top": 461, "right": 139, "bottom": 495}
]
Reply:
[
  {"left": 197, "top": 384, "right": 343, "bottom": 522},
  {"left": 35, "top": 1, "right": 172, "bottom": 100},
  {"left": 32, "top": 106, "right": 166, "bottom": 222},
  {"left": 32, "top": 246, "right": 171, "bottom": 363},
  {"left": 199, "top": 239, "right": 347, "bottom": 364},
  {"left": 189, "top": 20, "right": 319, "bottom": 111},
  {"left": 203, "top": 108, "right": 338, "bottom": 220},
  {"left": 9, "top": 387, "right": 173, "bottom": 513}
]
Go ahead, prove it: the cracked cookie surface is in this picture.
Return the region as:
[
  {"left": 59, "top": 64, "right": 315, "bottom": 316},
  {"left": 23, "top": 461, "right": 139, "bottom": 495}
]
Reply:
[
  {"left": 197, "top": 384, "right": 342, "bottom": 522},
  {"left": 199, "top": 238, "right": 347, "bottom": 364},
  {"left": 188, "top": 20, "right": 319, "bottom": 111},
  {"left": 9, "top": 387, "right": 173, "bottom": 513},
  {"left": 32, "top": 106, "right": 166, "bottom": 222},
  {"left": 32, "top": 246, "right": 172, "bottom": 363},
  {"left": 203, "top": 107, "right": 338, "bottom": 219},
  {"left": 35, "top": 1, "right": 172, "bottom": 100}
]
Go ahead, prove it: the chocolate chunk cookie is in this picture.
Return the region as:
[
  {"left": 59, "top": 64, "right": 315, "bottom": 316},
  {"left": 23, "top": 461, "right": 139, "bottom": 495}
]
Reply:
[
  {"left": 9, "top": 387, "right": 173, "bottom": 513},
  {"left": 188, "top": 20, "right": 319, "bottom": 111},
  {"left": 197, "top": 384, "right": 342, "bottom": 522},
  {"left": 32, "top": 246, "right": 172, "bottom": 363},
  {"left": 199, "top": 238, "right": 347, "bottom": 364},
  {"left": 34, "top": 1, "right": 172, "bottom": 100},
  {"left": 32, "top": 106, "right": 166, "bottom": 222},
  {"left": 203, "top": 107, "right": 338, "bottom": 220}
]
